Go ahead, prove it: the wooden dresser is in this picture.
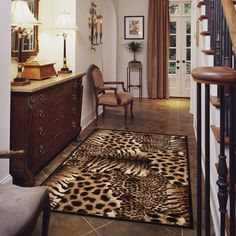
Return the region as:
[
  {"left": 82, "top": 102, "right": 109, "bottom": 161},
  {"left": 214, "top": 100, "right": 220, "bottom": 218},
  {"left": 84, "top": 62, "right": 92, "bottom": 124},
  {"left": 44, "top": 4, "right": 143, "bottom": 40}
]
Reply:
[{"left": 10, "top": 73, "right": 85, "bottom": 186}]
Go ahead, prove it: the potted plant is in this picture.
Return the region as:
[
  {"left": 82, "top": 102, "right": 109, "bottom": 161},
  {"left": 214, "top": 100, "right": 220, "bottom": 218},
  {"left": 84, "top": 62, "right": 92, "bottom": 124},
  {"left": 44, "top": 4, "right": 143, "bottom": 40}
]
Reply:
[{"left": 123, "top": 41, "right": 143, "bottom": 65}]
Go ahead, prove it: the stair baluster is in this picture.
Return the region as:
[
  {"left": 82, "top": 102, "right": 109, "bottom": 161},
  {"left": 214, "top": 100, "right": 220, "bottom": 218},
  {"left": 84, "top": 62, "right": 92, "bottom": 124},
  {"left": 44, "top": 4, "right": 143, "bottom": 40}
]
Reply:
[
  {"left": 197, "top": 83, "right": 202, "bottom": 236},
  {"left": 205, "top": 84, "right": 211, "bottom": 236},
  {"left": 229, "top": 85, "right": 236, "bottom": 235},
  {"left": 192, "top": 66, "right": 236, "bottom": 236},
  {"left": 218, "top": 85, "right": 228, "bottom": 236}
]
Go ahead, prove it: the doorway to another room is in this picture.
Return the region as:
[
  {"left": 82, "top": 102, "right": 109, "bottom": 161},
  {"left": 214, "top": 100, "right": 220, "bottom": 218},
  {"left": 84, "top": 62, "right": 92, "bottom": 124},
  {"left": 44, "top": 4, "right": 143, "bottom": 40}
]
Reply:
[{"left": 168, "top": 1, "right": 191, "bottom": 97}]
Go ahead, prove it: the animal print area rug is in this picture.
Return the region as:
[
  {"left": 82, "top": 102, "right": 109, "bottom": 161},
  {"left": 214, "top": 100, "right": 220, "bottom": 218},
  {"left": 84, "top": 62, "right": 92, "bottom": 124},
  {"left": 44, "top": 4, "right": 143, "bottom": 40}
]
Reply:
[{"left": 43, "top": 129, "right": 193, "bottom": 228}]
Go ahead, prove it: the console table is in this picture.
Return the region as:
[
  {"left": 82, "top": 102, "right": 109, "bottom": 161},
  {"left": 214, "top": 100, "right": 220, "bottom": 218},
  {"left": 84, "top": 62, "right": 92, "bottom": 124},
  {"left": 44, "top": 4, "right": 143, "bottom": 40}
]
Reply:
[
  {"left": 10, "top": 72, "right": 85, "bottom": 186},
  {"left": 127, "top": 64, "right": 142, "bottom": 99}
]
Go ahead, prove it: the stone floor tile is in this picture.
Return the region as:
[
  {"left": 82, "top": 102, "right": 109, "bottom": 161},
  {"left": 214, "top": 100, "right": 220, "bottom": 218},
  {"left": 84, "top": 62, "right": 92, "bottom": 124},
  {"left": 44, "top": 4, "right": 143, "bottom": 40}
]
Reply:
[
  {"left": 97, "top": 220, "right": 183, "bottom": 236},
  {"left": 84, "top": 216, "right": 114, "bottom": 230},
  {"left": 32, "top": 213, "right": 94, "bottom": 236}
]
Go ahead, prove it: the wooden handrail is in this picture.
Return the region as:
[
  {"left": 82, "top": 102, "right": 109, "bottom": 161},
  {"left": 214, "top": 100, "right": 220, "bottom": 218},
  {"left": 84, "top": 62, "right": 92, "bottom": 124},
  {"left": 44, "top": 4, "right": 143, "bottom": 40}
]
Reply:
[
  {"left": 221, "top": 0, "right": 236, "bottom": 56},
  {"left": 191, "top": 66, "right": 236, "bottom": 85}
]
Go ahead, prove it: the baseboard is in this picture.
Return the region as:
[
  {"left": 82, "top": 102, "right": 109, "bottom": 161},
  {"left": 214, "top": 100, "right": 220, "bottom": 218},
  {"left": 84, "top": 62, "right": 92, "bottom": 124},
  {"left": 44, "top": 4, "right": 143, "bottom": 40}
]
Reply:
[
  {"left": 81, "top": 113, "right": 95, "bottom": 130},
  {"left": 0, "top": 174, "right": 13, "bottom": 184},
  {"left": 81, "top": 110, "right": 102, "bottom": 130}
]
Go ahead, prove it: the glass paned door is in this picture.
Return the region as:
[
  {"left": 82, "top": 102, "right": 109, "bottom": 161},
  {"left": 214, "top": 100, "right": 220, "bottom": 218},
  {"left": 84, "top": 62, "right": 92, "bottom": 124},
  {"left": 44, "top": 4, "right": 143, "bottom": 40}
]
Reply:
[
  {"left": 169, "top": 19, "right": 180, "bottom": 97},
  {"left": 168, "top": 16, "right": 191, "bottom": 97},
  {"left": 181, "top": 18, "right": 191, "bottom": 97}
]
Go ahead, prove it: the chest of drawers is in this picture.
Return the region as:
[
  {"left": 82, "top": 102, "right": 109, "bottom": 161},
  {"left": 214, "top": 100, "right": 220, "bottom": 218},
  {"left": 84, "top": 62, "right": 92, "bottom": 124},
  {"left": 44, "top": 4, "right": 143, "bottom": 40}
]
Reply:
[{"left": 10, "top": 73, "right": 85, "bottom": 185}]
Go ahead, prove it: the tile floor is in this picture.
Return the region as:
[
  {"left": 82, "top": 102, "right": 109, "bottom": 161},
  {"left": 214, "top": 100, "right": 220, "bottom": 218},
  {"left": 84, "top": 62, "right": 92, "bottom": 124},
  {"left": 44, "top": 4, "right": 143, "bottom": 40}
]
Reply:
[{"left": 32, "top": 98, "right": 214, "bottom": 236}]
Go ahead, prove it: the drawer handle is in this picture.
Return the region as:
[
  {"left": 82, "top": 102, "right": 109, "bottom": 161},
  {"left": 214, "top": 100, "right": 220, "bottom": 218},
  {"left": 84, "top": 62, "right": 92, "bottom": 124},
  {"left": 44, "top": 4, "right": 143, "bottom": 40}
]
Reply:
[
  {"left": 39, "top": 127, "right": 46, "bottom": 137},
  {"left": 39, "top": 145, "right": 46, "bottom": 156},
  {"left": 72, "top": 83, "right": 77, "bottom": 89},
  {"left": 39, "top": 109, "right": 45, "bottom": 119},
  {"left": 29, "top": 96, "right": 35, "bottom": 104},
  {"left": 39, "top": 93, "right": 46, "bottom": 102},
  {"left": 72, "top": 108, "right": 77, "bottom": 115},
  {"left": 72, "top": 121, "right": 77, "bottom": 128},
  {"left": 54, "top": 131, "right": 64, "bottom": 140},
  {"left": 53, "top": 115, "right": 65, "bottom": 124}
]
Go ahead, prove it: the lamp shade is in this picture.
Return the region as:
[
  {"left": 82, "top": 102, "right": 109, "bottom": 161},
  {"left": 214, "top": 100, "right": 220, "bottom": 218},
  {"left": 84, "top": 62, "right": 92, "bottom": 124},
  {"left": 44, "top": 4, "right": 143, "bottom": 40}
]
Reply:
[
  {"left": 11, "top": 0, "right": 40, "bottom": 27},
  {"left": 54, "top": 12, "right": 78, "bottom": 31}
]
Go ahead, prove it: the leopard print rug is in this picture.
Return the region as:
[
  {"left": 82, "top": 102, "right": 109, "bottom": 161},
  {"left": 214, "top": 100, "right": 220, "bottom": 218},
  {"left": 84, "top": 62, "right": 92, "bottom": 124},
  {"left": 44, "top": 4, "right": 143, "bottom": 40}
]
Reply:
[{"left": 43, "top": 129, "right": 193, "bottom": 228}]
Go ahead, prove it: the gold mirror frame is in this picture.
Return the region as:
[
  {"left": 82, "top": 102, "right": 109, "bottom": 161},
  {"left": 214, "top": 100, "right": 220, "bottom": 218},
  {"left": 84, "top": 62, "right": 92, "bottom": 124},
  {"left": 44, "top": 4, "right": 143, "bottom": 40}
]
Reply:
[{"left": 11, "top": 0, "right": 39, "bottom": 62}]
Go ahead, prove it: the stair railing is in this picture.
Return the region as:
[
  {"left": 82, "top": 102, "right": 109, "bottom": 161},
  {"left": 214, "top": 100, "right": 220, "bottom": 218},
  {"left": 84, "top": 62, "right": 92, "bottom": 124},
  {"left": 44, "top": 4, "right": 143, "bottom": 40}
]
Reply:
[
  {"left": 192, "top": 0, "right": 236, "bottom": 235},
  {"left": 192, "top": 67, "right": 236, "bottom": 236}
]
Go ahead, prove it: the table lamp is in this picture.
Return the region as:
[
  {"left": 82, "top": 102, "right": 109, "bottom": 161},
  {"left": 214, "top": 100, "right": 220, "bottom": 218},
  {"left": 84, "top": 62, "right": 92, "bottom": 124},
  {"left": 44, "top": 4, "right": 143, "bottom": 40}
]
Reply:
[
  {"left": 11, "top": 0, "right": 40, "bottom": 86},
  {"left": 55, "top": 12, "right": 78, "bottom": 74}
]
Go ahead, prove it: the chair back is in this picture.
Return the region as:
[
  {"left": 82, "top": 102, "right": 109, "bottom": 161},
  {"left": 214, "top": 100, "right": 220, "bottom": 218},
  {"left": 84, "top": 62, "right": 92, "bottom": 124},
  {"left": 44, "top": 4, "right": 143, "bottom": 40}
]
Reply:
[{"left": 87, "top": 64, "right": 104, "bottom": 95}]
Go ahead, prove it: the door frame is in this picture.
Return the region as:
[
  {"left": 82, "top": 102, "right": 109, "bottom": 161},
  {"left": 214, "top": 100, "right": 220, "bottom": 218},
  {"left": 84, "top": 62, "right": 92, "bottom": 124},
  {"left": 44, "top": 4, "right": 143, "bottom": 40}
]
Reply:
[{"left": 168, "top": 0, "right": 192, "bottom": 98}]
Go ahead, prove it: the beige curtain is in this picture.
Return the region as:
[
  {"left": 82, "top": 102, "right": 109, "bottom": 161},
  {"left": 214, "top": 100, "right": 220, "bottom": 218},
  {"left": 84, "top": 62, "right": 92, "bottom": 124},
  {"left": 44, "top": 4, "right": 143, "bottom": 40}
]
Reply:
[{"left": 147, "top": 0, "right": 170, "bottom": 99}]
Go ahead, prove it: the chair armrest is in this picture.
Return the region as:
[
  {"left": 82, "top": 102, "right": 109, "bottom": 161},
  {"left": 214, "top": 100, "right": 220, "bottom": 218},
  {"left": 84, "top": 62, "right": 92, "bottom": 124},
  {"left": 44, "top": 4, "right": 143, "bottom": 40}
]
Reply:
[
  {"left": 0, "top": 150, "right": 24, "bottom": 159},
  {"left": 98, "top": 87, "right": 121, "bottom": 104},
  {"left": 0, "top": 150, "right": 35, "bottom": 187},
  {"left": 98, "top": 86, "right": 117, "bottom": 93},
  {"left": 104, "top": 81, "right": 127, "bottom": 92}
]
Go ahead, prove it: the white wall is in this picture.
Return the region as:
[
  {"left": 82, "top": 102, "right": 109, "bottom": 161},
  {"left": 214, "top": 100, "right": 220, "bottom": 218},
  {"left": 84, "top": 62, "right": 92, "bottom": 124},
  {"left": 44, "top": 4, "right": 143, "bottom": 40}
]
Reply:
[
  {"left": 103, "top": 0, "right": 117, "bottom": 82},
  {"left": 37, "top": 0, "right": 117, "bottom": 128},
  {"left": 117, "top": 0, "right": 148, "bottom": 98},
  {"left": 74, "top": 0, "right": 117, "bottom": 127},
  {"left": 75, "top": 0, "right": 103, "bottom": 127},
  {"left": 0, "top": 1, "right": 11, "bottom": 183}
]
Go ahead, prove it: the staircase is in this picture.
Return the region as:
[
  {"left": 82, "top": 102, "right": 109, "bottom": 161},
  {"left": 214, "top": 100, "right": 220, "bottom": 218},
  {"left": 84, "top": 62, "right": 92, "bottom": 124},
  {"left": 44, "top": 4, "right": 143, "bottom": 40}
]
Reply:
[{"left": 192, "top": 0, "right": 236, "bottom": 235}]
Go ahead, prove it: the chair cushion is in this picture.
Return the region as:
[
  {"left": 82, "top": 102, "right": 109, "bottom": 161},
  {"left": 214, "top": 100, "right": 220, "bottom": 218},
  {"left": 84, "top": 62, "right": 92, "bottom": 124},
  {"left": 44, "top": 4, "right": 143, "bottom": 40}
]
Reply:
[
  {"left": 0, "top": 184, "right": 48, "bottom": 236},
  {"left": 92, "top": 68, "right": 104, "bottom": 88},
  {"left": 99, "top": 92, "right": 133, "bottom": 106}
]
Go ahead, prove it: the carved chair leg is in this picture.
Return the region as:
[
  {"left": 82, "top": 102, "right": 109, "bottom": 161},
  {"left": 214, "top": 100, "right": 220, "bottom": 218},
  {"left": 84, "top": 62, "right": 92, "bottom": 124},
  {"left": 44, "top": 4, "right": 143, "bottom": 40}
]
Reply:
[
  {"left": 23, "top": 167, "right": 35, "bottom": 187},
  {"left": 102, "top": 105, "right": 105, "bottom": 118},
  {"left": 95, "top": 105, "right": 98, "bottom": 126},
  {"left": 42, "top": 194, "right": 50, "bottom": 236},
  {"left": 130, "top": 100, "right": 134, "bottom": 119},
  {"left": 124, "top": 105, "right": 128, "bottom": 129}
]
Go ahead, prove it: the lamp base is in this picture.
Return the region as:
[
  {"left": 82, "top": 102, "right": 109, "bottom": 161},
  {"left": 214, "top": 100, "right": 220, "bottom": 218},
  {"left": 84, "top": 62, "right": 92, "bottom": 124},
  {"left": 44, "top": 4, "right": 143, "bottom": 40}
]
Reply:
[
  {"left": 11, "top": 78, "right": 31, "bottom": 86},
  {"left": 58, "top": 68, "right": 72, "bottom": 74}
]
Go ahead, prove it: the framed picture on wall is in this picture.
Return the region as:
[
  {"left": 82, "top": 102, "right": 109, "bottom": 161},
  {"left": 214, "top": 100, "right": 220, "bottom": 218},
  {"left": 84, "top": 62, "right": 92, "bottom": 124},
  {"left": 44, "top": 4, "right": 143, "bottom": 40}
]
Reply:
[{"left": 124, "top": 16, "right": 144, "bottom": 40}]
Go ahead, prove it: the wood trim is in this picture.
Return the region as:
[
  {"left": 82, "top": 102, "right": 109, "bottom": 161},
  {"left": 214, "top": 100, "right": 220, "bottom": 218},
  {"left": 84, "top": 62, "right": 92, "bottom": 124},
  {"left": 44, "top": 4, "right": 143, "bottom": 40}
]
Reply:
[
  {"left": 221, "top": 0, "right": 236, "bottom": 56},
  {"left": 199, "top": 15, "right": 208, "bottom": 21},
  {"left": 197, "top": 1, "right": 206, "bottom": 7},
  {"left": 200, "top": 31, "right": 211, "bottom": 36},
  {"left": 211, "top": 125, "right": 229, "bottom": 145},
  {"left": 191, "top": 66, "right": 236, "bottom": 85},
  {"left": 201, "top": 49, "right": 214, "bottom": 55},
  {"left": 210, "top": 96, "right": 220, "bottom": 108}
]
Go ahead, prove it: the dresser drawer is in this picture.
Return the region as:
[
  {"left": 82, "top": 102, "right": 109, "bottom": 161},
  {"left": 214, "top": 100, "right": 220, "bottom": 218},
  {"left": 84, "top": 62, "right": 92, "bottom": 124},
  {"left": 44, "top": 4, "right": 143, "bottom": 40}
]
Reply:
[
  {"left": 31, "top": 120, "right": 79, "bottom": 165},
  {"left": 29, "top": 80, "right": 79, "bottom": 107},
  {"left": 10, "top": 73, "right": 85, "bottom": 182}
]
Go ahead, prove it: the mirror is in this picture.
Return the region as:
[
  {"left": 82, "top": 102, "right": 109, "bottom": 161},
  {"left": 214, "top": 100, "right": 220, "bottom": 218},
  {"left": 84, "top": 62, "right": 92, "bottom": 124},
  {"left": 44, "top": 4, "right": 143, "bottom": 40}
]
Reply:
[{"left": 11, "top": 0, "right": 39, "bottom": 62}]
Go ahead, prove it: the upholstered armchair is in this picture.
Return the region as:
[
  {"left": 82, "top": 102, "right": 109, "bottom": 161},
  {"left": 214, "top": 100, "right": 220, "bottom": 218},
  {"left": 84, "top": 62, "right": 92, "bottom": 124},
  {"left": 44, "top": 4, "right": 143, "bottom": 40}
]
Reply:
[
  {"left": 0, "top": 150, "right": 50, "bottom": 236},
  {"left": 87, "top": 64, "right": 134, "bottom": 127}
]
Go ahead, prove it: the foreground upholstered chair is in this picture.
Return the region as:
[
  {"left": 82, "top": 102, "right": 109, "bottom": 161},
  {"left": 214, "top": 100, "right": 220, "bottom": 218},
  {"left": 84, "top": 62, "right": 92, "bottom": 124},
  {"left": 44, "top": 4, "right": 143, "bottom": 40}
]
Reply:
[
  {"left": 0, "top": 150, "right": 50, "bottom": 236},
  {"left": 87, "top": 64, "right": 134, "bottom": 127}
]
